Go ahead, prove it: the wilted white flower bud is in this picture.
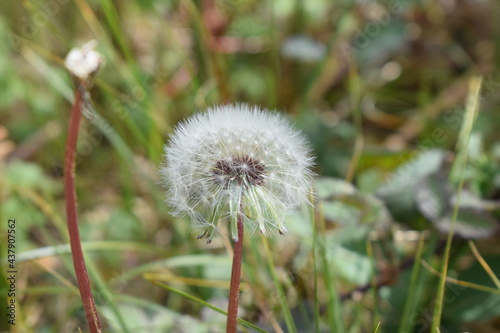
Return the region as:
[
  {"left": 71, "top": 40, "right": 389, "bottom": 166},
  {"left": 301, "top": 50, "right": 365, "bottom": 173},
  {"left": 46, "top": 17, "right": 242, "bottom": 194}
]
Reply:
[
  {"left": 161, "top": 104, "right": 314, "bottom": 243},
  {"left": 64, "top": 40, "right": 103, "bottom": 81}
]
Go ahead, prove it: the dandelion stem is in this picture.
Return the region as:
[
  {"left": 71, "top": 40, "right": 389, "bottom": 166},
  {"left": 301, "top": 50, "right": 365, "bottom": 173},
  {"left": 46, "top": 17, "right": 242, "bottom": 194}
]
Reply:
[
  {"left": 226, "top": 203, "right": 244, "bottom": 333},
  {"left": 64, "top": 84, "right": 102, "bottom": 333}
]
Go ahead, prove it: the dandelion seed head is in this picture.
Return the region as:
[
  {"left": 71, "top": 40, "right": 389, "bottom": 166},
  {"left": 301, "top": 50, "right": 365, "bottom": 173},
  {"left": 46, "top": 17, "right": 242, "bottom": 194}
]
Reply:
[
  {"left": 64, "top": 40, "right": 103, "bottom": 81},
  {"left": 161, "top": 104, "right": 314, "bottom": 242}
]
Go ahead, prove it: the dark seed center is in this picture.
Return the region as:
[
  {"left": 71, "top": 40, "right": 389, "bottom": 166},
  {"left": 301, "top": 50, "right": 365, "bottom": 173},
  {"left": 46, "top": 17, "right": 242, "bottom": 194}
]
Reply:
[{"left": 212, "top": 155, "right": 265, "bottom": 188}]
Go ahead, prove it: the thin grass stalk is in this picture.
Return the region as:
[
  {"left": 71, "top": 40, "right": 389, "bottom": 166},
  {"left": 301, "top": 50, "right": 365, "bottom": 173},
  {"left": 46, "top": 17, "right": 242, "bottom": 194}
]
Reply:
[
  {"left": 468, "top": 241, "right": 500, "bottom": 290},
  {"left": 226, "top": 203, "right": 244, "bottom": 333},
  {"left": 18, "top": 185, "right": 129, "bottom": 333},
  {"left": 183, "top": 0, "right": 231, "bottom": 103},
  {"left": 345, "top": 60, "right": 363, "bottom": 183},
  {"left": 317, "top": 202, "right": 345, "bottom": 333},
  {"left": 421, "top": 260, "right": 500, "bottom": 294},
  {"left": 64, "top": 84, "right": 102, "bottom": 333},
  {"left": 268, "top": 0, "right": 279, "bottom": 109},
  {"left": 312, "top": 192, "right": 320, "bottom": 333},
  {"left": 398, "top": 232, "right": 427, "bottom": 333},
  {"left": 74, "top": 0, "right": 164, "bottom": 161},
  {"left": 262, "top": 236, "right": 297, "bottom": 333},
  {"left": 150, "top": 281, "right": 269, "bottom": 333},
  {"left": 366, "top": 237, "right": 380, "bottom": 332},
  {"left": 247, "top": 232, "right": 285, "bottom": 333},
  {"left": 430, "top": 76, "right": 482, "bottom": 332},
  {"left": 85, "top": 257, "right": 131, "bottom": 333}
]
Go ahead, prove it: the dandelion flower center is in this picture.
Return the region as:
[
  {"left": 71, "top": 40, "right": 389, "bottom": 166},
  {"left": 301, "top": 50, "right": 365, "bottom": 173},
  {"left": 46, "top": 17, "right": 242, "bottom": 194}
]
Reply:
[{"left": 212, "top": 155, "right": 265, "bottom": 188}]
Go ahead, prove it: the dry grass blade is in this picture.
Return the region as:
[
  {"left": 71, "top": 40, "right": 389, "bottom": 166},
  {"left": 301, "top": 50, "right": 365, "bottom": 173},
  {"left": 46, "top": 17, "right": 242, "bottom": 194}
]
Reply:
[
  {"left": 468, "top": 241, "right": 500, "bottom": 290},
  {"left": 430, "top": 76, "right": 483, "bottom": 333},
  {"left": 421, "top": 259, "right": 500, "bottom": 295}
]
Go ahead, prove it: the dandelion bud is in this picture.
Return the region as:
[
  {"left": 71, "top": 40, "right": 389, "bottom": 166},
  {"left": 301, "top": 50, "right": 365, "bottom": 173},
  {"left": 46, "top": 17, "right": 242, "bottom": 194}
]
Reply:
[
  {"left": 64, "top": 40, "right": 103, "bottom": 81},
  {"left": 161, "top": 104, "right": 314, "bottom": 243}
]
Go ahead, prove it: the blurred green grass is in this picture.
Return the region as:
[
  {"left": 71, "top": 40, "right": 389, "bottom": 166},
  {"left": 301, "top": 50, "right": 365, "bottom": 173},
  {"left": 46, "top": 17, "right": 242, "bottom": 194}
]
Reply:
[{"left": 1, "top": 0, "right": 500, "bottom": 332}]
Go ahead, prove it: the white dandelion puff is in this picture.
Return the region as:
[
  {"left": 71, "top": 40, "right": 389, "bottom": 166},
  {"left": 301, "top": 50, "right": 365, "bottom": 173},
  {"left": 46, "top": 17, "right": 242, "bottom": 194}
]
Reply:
[
  {"left": 64, "top": 40, "right": 103, "bottom": 81},
  {"left": 161, "top": 104, "right": 314, "bottom": 243}
]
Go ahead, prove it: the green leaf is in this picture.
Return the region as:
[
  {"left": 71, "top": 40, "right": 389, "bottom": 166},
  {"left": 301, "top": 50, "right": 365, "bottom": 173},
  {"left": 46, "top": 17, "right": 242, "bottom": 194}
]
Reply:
[
  {"left": 443, "top": 255, "right": 500, "bottom": 322},
  {"left": 101, "top": 303, "right": 179, "bottom": 333},
  {"left": 316, "top": 177, "right": 391, "bottom": 228},
  {"left": 4, "top": 161, "right": 58, "bottom": 192},
  {"left": 436, "top": 208, "right": 497, "bottom": 239},
  {"left": 325, "top": 244, "right": 372, "bottom": 285},
  {"left": 112, "top": 255, "right": 231, "bottom": 285},
  {"left": 416, "top": 173, "right": 498, "bottom": 239},
  {"left": 416, "top": 172, "right": 450, "bottom": 221},
  {"left": 377, "top": 149, "right": 446, "bottom": 192},
  {"left": 377, "top": 149, "right": 446, "bottom": 221}
]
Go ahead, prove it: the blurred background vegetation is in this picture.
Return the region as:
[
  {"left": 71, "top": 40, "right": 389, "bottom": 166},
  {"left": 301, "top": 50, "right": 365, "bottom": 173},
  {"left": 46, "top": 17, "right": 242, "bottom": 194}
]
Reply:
[{"left": 1, "top": 0, "right": 500, "bottom": 332}]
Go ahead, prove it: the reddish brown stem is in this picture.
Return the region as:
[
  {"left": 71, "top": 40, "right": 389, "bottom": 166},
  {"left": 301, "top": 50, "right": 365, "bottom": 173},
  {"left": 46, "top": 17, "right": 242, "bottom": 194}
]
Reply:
[
  {"left": 64, "top": 85, "right": 102, "bottom": 333},
  {"left": 226, "top": 205, "right": 244, "bottom": 333}
]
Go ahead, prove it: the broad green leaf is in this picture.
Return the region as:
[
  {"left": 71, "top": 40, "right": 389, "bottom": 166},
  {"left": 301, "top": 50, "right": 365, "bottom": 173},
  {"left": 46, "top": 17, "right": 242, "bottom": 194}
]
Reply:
[
  {"left": 416, "top": 173, "right": 497, "bottom": 239},
  {"left": 436, "top": 208, "right": 497, "bottom": 239},
  {"left": 416, "top": 172, "right": 450, "bottom": 221},
  {"left": 317, "top": 177, "right": 391, "bottom": 228},
  {"left": 325, "top": 244, "right": 372, "bottom": 285},
  {"left": 377, "top": 149, "right": 446, "bottom": 221},
  {"left": 443, "top": 255, "right": 500, "bottom": 322},
  {"left": 5, "top": 161, "right": 59, "bottom": 192},
  {"left": 101, "top": 303, "right": 179, "bottom": 333},
  {"left": 112, "top": 255, "right": 231, "bottom": 285}
]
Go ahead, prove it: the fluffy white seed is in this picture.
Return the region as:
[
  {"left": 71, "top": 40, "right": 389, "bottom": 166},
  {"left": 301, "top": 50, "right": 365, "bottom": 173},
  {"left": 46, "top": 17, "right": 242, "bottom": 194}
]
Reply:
[
  {"left": 64, "top": 40, "right": 103, "bottom": 81},
  {"left": 161, "top": 104, "right": 314, "bottom": 243}
]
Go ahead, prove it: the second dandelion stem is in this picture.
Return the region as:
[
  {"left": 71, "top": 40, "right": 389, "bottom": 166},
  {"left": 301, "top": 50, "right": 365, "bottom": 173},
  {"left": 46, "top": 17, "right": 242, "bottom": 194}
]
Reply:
[
  {"left": 65, "top": 84, "right": 102, "bottom": 333},
  {"left": 226, "top": 203, "right": 244, "bottom": 333}
]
